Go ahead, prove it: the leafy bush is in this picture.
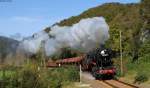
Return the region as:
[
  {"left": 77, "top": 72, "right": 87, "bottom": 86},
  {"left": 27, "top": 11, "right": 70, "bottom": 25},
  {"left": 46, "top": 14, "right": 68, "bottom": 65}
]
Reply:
[
  {"left": 0, "top": 63, "right": 79, "bottom": 88},
  {"left": 8, "top": 64, "right": 50, "bottom": 88},
  {"left": 134, "top": 73, "right": 148, "bottom": 84}
]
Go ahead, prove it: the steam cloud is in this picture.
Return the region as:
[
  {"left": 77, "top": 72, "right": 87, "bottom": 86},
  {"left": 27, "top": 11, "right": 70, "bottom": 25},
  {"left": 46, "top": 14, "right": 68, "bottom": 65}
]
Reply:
[{"left": 18, "top": 17, "right": 109, "bottom": 56}]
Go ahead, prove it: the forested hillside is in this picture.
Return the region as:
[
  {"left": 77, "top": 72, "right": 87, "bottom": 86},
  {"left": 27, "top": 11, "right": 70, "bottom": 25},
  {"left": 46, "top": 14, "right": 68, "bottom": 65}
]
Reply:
[
  {"left": 45, "top": 0, "right": 149, "bottom": 61},
  {"left": 0, "top": 36, "right": 19, "bottom": 62}
]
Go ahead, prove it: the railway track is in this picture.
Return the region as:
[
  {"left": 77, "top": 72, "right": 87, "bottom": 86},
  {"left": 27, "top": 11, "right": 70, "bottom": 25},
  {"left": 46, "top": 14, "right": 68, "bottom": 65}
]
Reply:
[
  {"left": 101, "top": 79, "right": 139, "bottom": 88},
  {"left": 81, "top": 72, "right": 139, "bottom": 88}
]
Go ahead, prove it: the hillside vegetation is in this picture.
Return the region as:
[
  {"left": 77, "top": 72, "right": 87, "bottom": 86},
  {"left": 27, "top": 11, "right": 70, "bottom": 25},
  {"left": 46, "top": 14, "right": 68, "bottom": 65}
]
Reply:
[
  {"left": 57, "top": 3, "right": 142, "bottom": 56},
  {"left": 0, "top": 36, "right": 19, "bottom": 62},
  {"left": 45, "top": 0, "right": 149, "bottom": 61}
]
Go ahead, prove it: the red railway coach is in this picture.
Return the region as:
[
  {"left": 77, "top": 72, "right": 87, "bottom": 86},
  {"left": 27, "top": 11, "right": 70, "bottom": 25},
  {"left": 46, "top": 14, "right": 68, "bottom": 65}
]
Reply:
[{"left": 46, "top": 56, "right": 84, "bottom": 67}]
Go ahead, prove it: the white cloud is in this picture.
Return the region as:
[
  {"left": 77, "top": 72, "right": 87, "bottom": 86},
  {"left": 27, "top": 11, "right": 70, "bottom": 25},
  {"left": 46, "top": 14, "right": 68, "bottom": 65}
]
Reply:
[{"left": 11, "top": 16, "right": 41, "bottom": 22}]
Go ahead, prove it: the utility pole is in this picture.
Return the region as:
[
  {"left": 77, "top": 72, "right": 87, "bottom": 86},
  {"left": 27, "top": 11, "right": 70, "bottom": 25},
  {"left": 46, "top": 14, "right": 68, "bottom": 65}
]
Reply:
[{"left": 120, "top": 30, "right": 123, "bottom": 76}]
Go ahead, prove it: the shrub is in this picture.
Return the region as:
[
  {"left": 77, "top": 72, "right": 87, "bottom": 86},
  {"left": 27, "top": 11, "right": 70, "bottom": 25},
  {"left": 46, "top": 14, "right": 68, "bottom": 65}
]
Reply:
[
  {"left": 9, "top": 64, "right": 49, "bottom": 88},
  {"left": 134, "top": 73, "right": 148, "bottom": 84},
  {"left": 0, "top": 59, "right": 80, "bottom": 88}
]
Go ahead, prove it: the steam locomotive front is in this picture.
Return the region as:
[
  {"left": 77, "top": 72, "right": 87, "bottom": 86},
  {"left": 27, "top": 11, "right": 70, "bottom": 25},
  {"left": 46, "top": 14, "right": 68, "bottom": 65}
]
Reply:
[{"left": 92, "top": 49, "right": 116, "bottom": 79}]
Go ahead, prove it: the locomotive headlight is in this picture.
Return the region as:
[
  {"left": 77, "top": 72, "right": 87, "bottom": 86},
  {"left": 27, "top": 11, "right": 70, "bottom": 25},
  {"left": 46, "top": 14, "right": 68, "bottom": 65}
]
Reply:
[
  {"left": 101, "top": 50, "right": 105, "bottom": 56},
  {"left": 100, "top": 49, "right": 108, "bottom": 56}
]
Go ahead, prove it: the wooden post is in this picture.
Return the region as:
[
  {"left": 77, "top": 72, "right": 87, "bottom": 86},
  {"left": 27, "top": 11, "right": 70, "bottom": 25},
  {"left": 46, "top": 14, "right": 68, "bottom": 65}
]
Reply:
[
  {"left": 80, "top": 64, "right": 82, "bottom": 83},
  {"left": 120, "top": 30, "right": 123, "bottom": 75},
  {"left": 41, "top": 40, "right": 46, "bottom": 69},
  {"left": 42, "top": 52, "right": 46, "bottom": 69}
]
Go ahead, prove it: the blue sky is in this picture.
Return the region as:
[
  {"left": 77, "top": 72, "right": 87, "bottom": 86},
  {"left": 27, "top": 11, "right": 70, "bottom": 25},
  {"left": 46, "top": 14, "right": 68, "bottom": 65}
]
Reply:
[{"left": 0, "top": 0, "right": 140, "bottom": 38}]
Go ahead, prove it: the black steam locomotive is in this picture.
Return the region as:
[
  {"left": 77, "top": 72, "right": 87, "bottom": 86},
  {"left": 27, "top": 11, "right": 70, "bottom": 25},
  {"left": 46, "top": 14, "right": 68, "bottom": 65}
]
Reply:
[
  {"left": 83, "top": 48, "right": 116, "bottom": 79},
  {"left": 47, "top": 47, "right": 116, "bottom": 79}
]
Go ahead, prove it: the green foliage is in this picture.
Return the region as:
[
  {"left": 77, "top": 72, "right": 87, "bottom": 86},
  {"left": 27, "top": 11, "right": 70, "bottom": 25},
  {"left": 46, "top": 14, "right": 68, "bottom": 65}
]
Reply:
[
  {"left": 134, "top": 73, "right": 148, "bottom": 84},
  {"left": 120, "top": 54, "right": 150, "bottom": 83},
  {"left": 44, "top": 27, "right": 51, "bottom": 33},
  {"left": 139, "top": 40, "right": 150, "bottom": 56},
  {"left": 0, "top": 63, "right": 79, "bottom": 88},
  {"left": 49, "top": 66, "right": 79, "bottom": 82},
  {"left": 126, "top": 54, "right": 150, "bottom": 71},
  {"left": 141, "top": 0, "right": 150, "bottom": 30},
  {"left": 51, "top": 48, "right": 79, "bottom": 60},
  {"left": 57, "top": 3, "right": 128, "bottom": 26},
  {"left": 113, "top": 52, "right": 150, "bottom": 80}
]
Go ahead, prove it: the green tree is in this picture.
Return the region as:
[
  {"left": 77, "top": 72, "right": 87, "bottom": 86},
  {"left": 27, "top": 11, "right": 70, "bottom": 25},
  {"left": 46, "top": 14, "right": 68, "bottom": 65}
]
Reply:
[{"left": 141, "top": 0, "right": 150, "bottom": 30}]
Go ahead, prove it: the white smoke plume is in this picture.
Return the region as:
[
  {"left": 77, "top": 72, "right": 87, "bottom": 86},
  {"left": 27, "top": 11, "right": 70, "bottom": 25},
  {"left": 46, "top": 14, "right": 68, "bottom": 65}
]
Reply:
[
  {"left": 18, "top": 17, "right": 109, "bottom": 57},
  {"left": 18, "top": 31, "right": 49, "bottom": 55},
  {"left": 45, "top": 17, "right": 109, "bottom": 56}
]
